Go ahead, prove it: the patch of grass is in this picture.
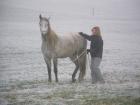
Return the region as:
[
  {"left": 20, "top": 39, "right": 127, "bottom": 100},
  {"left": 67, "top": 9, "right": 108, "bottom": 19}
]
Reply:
[
  {"left": 81, "top": 96, "right": 140, "bottom": 105},
  {"left": 0, "top": 88, "right": 11, "bottom": 92},
  {"left": 9, "top": 100, "right": 41, "bottom": 105},
  {"left": 12, "top": 79, "right": 49, "bottom": 90},
  {"left": 49, "top": 89, "right": 76, "bottom": 99},
  {"left": 18, "top": 80, "right": 47, "bottom": 85},
  {"left": 2, "top": 95, "right": 43, "bottom": 105},
  {"left": 2, "top": 94, "right": 17, "bottom": 103}
]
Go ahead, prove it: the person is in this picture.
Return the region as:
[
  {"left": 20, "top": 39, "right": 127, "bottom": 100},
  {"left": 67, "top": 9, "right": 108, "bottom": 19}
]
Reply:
[{"left": 79, "top": 26, "right": 105, "bottom": 84}]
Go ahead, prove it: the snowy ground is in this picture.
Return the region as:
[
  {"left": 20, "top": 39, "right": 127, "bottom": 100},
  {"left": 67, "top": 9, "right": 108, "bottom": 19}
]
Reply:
[{"left": 0, "top": 0, "right": 140, "bottom": 105}]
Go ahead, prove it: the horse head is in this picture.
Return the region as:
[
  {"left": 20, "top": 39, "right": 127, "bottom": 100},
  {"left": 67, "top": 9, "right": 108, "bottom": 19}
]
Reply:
[{"left": 39, "top": 14, "right": 50, "bottom": 35}]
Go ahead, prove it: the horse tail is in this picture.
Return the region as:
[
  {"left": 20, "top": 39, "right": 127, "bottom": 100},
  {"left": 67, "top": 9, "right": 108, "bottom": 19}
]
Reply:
[
  {"left": 82, "top": 52, "right": 87, "bottom": 77},
  {"left": 79, "top": 39, "right": 87, "bottom": 80},
  {"left": 83, "top": 39, "right": 87, "bottom": 77}
]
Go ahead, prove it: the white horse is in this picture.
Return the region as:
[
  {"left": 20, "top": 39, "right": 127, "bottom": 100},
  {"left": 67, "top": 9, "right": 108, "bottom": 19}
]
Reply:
[{"left": 39, "top": 15, "right": 87, "bottom": 82}]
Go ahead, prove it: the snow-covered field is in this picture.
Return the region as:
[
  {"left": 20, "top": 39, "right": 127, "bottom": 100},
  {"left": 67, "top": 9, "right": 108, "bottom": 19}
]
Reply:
[{"left": 0, "top": 0, "right": 140, "bottom": 104}]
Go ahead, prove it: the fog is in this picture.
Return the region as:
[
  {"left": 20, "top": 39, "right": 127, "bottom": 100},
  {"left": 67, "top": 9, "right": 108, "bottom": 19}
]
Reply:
[{"left": 0, "top": 0, "right": 140, "bottom": 104}]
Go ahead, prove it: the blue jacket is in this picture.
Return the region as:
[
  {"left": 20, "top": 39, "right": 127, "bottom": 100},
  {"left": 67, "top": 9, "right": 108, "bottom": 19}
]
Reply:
[{"left": 79, "top": 32, "right": 103, "bottom": 58}]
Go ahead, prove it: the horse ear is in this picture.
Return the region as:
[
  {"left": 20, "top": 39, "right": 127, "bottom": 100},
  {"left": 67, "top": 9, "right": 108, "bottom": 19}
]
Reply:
[{"left": 39, "top": 14, "right": 42, "bottom": 20}]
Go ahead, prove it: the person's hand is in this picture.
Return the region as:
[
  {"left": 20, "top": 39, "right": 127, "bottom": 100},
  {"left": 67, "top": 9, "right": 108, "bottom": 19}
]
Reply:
[
  {"left": 79, "top": 32, "right": 83, "bottom": 35},
  {"left": 87, "top": 49, "right": 90, "bottom": 54}
]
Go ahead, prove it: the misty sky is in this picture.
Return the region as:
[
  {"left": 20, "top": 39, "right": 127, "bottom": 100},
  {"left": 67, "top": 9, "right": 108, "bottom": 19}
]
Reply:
[{"left": 0, "top": 0, "right": 140, "bottom": 22}]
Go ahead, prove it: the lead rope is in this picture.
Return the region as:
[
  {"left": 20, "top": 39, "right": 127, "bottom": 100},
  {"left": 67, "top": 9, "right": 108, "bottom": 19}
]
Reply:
[{"left": 72, "top": 49, "right": 87, "bottom": 62}]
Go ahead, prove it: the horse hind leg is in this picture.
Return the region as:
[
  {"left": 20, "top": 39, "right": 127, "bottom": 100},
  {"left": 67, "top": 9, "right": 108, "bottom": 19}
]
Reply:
[
  {"left": 70, "top": 57, "right": 79, "bottom": 82},
  {"left": 72, "top": 62, "right": 79, "bottom": 82}
]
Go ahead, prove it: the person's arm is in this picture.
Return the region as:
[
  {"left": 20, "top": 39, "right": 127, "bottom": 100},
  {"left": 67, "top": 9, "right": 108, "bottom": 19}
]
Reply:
[{"left": 79, "top": 32, "right": 91, "bottom": 41}]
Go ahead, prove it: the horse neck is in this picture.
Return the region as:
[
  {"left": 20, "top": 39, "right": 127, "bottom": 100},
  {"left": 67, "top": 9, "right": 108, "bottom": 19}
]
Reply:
[{"left": 42, "top": 27, "right": 58, "bottom": 50}]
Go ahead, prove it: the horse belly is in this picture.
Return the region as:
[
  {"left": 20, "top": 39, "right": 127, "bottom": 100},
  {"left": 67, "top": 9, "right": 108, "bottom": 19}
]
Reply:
[{"left": 55, "top": 42, "right": 75, "bottom": 58}]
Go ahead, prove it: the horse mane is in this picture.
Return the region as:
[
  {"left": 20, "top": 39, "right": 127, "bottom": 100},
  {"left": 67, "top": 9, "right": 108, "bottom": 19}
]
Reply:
[{"left": 44, "top": 24, "right": 58, "bottom": 50}]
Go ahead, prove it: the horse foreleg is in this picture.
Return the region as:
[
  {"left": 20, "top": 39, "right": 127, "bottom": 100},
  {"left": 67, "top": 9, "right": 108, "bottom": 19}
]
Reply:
[
  {"left": 44, "top": 58, "right": 52, "bottom": 82},
  {"left": 53, "top": 58, "right": 58, "bottom": 82}
]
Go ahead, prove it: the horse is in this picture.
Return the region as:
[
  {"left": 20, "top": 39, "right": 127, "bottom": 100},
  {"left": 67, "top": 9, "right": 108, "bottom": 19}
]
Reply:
[{"left": 39, "top": 14, "right": 87, "bottom": 82}]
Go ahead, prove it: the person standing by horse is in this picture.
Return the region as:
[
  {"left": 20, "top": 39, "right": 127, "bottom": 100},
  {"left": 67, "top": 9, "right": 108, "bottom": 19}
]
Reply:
[{"left": 79, "top": 26, "right": 105, "bottom": 84}]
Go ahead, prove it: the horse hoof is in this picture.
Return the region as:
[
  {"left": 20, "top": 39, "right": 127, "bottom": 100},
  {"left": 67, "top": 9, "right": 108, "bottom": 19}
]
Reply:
[
  {"left": 48, "top": 80, "right": 52, "bottom": 82},
  {"left": 78, "top": 79, "right": 83, "bottom": 83},
  {"left": 72, "top": 79, "right": 76, "bottom": 83}
]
